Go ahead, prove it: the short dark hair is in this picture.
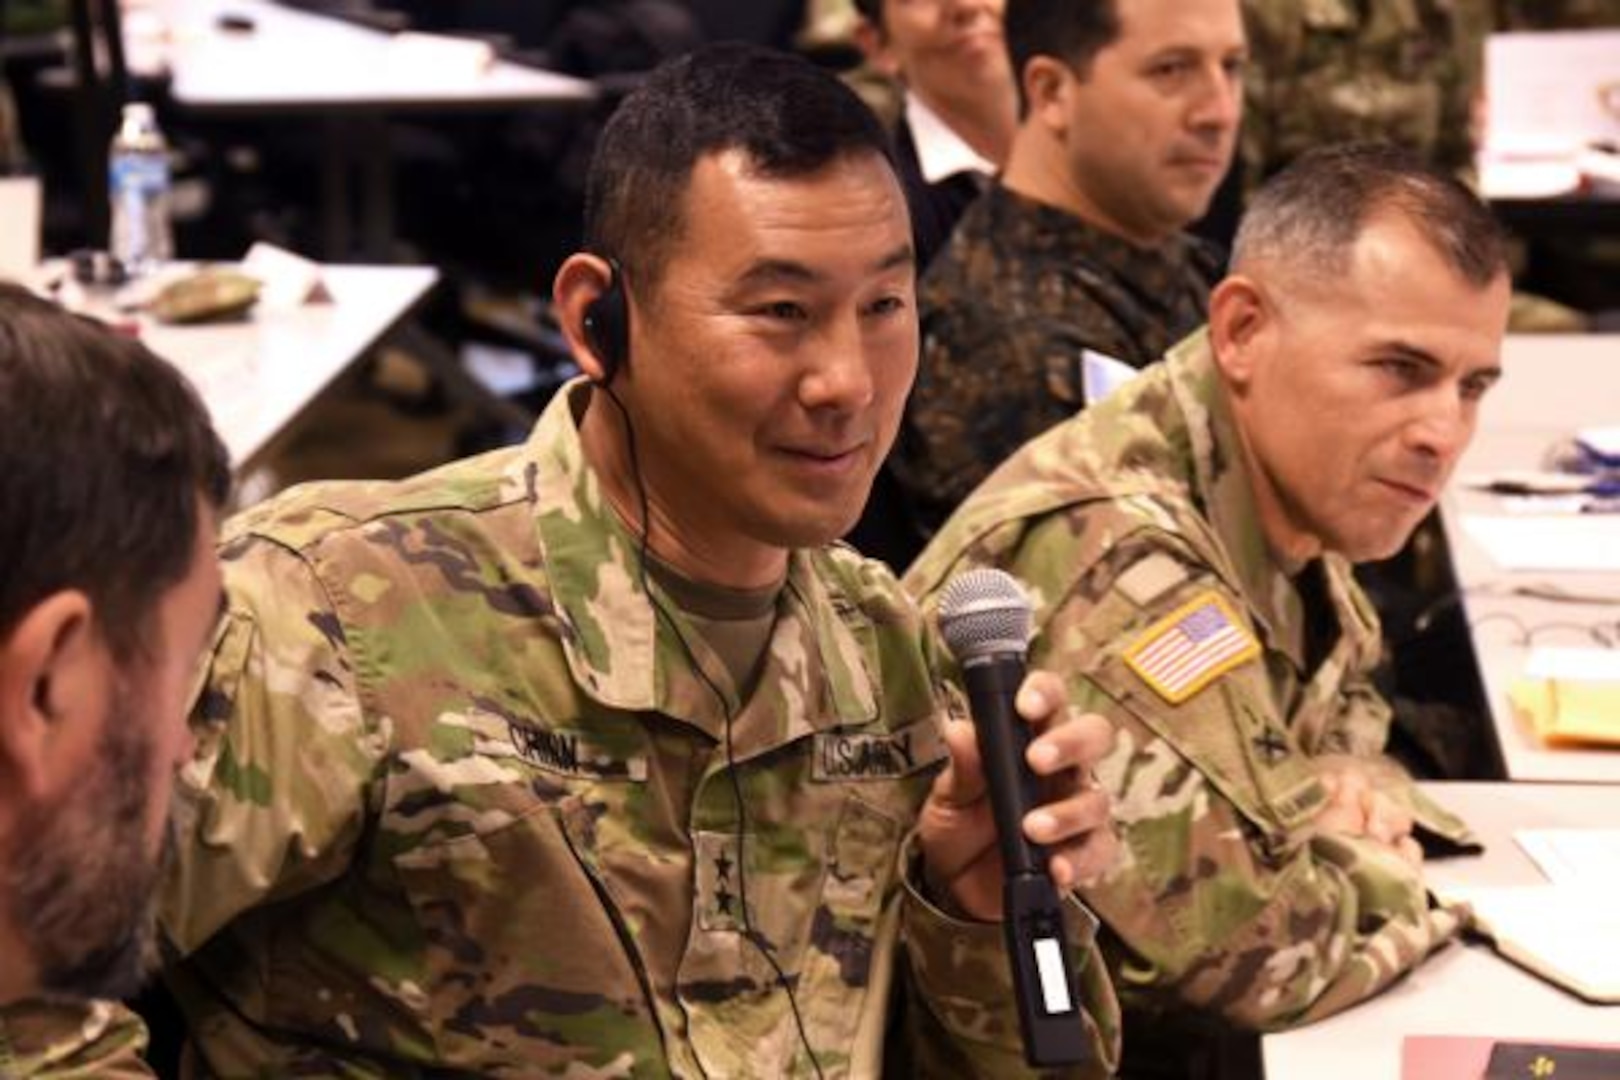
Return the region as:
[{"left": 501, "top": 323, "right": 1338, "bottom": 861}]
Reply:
[
  {"left": 0, "top": 283, "right": 230, "bottom": 663},
  {"left": 853, "top": 0, "right": 882, "bottom": 25},
  {"left": 1232, "top": 142, "right": 1510, "bottom": 289},
  {"left": 583, "top": 42, "right": 898, "bottom": 292},
  {"left": 1004, "top": 0, "right": 1120, "bottom": 86}
]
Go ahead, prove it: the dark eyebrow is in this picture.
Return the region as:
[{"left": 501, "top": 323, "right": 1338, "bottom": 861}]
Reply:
[
  {"left": 1375, "top": 340, "right": 1449, "bottom": 371},
  {"left": 731, "top": 244, "right": 916, "bottom": 292},
  {"left": 875, "top": 244, "right": 916, "bottom": 274},
  {"left": 1379, "top": 340, "right": 1503, "bottom": 383}
]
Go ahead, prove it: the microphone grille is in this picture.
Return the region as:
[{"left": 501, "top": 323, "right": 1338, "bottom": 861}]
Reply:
[{"left": 936, "top": 568, "right": 1033, "bottom": 663}]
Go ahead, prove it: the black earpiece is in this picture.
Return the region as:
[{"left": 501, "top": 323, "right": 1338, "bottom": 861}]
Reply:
[{"left": 582, "top": 258, "right": 629, "bottom": 384}]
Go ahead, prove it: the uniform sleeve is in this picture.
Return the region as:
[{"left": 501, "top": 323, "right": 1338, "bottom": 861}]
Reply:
[
  {"left": 893, "top": 839, "right": 1121, "bottom": 1078},
  {"left": 0, "top": 1001, "right": 150, "bottom": 1078},
  {"left": 0, "top": 537, "right": 385, "bottom": 1074},
  {"left": 1434, "top": 0, "right": 1486, "bottom": 176},
  {"left": 1040, "top": 562, "right": 1462, "bottom": 1030},
  {"left": 1237, "top": 0, "right": 1287, "bottom": 190},
  {"left": 160, "top": 535, "right": 383, "bottom": 948},
  {"left": 1321, "top": 658, "right": 1394, "bottom": 758}
]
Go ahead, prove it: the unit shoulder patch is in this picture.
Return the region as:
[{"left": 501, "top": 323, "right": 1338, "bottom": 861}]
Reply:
[
  {"left": 1113, "top": 552, "right": 1192, "bottom": 607},
  {"left": 1122, "top": 591, "right": 1259, "bottom": 705}
]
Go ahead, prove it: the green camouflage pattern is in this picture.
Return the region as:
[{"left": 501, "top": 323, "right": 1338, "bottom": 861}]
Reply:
[
  {"left": 0, "top": 381, "right": 1119, "bottom": 1078},
  {"left": 1242, "top": 0, "right": 1483, "bottom": 184},
  {"left": 907, "top": 331, "right": 1471, "bottom": 1033},
  {"left": 894, "top": 183, "right": 1221, "bottom": 537}
]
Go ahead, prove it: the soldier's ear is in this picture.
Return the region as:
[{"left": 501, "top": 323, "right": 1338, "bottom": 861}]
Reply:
[
  {"left": 554, "top": 253, "right": 621, "bottom": 385},
  {"left": 852, "top": 16, "right": 896, "bottom": 77},
  {"left": 1209, "top": 274, "right": 1268, "bottom": 389},
  {"left": 0, "top": 591, "right": 105, "bottom": 808},
  {"left": 1023, "top": 56, "right": 1072, "bottom": 135}
]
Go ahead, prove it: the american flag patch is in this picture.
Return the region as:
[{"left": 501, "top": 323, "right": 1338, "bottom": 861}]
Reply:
[{"left": 1123, "top": 592, "right": 1259, "bottom": 704}]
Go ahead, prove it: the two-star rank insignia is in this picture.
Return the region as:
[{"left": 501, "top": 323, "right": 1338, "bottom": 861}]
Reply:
[{"left": 696, "top": 832, "right": 748, "bottom": 932}]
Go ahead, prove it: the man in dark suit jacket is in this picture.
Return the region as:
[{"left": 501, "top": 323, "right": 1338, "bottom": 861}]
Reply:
[{"left": 853, "top": 0, "right": 1017, "bottom": 271}]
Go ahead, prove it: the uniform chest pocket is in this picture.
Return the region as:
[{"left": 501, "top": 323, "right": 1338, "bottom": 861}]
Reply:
[
  {"left": 377, "top": 716, "right": 664, "bottom": 1072},
  {"left": 792, "top": 794, "right": 908, "bottom": 1077}
]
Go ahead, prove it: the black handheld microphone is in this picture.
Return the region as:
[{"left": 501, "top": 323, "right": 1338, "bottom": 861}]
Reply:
[{"left": 937, "top": 568, "right": 1092, "bottom": 1068}]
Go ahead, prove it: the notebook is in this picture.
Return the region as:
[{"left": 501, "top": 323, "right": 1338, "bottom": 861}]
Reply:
[
  {"left": 1436, "top": 883, "right": 1620, "bottom": 1004},
  {"left": 1403, "top": 1036, "right": 1620, "bottom": 1080}
]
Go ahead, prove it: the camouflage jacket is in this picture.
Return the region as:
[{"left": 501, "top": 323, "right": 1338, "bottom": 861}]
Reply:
[
  {"left": 906, "top": 332, "right": 1471, "bottom": 1033},
  {"left": 1242, "top": 0, "right": 1484, "bottom": 185},
  {"left": 0, "top": 382, "right": 1119, "bottom": 1079},
  {"left": 893, "top": 183, "right": 1221, "bottom": 538}
]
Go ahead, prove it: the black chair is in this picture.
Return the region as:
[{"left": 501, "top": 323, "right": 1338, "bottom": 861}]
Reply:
[
  {"left": 64, "top": 0, "right": 124, "bottom": 244},
  {"left": 680, "top": 0, "right": 804, "bottom": 48}
]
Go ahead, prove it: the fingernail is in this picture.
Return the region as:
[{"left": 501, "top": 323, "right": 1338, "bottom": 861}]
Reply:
[
  {"left": 1029, "top": 743, "right": 1060, "bottom": 771},
  {"left": 1018, "top": 685, "right": 1048, "bottom": 715},
  {"left": 1027, "top": 811, "right": 1056, "bottom": 839}
]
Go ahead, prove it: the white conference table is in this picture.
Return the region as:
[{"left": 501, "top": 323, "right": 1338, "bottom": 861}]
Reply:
[
  {"left": 1440, "top": 333, "right": 1620, "bottom": 783},
  {"left": 142, "top": 0, "right": 595, "bottom": 112},
  {"left": 1262, "top": 781, "right": 1620, "bottom": 1079},
  {"left": 127, "top": 0, "right": 598, "bottom": 257},
  {"left": 52, "top": 262, "right": 437, "bottom": 470}
]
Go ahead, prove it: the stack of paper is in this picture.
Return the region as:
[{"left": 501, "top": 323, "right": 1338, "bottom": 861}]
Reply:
[
  {"left": 1480, "top": 29, "right": 1620, "bottom": 199},
  {"left": 1461, "top": 514, "right": 1620, "bottom": 572},
  {"left": 1510, "top": 648, "right": 1620, "bottom": 748}
]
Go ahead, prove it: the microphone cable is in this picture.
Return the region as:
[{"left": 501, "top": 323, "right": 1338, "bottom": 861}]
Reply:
[{"left": 598, "top": 383, "right": 827, "bottom": 1080}]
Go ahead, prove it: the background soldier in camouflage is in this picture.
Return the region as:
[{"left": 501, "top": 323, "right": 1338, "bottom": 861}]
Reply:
[
  {"left": 908, "top": 144, "right": 1512, "bottom": 1077},
  {"left": 0, "top": 284, "right": 228, "bottom": 1008},
  {"left": 1241, "top": 0, "right": 1482, "bottom": 188},
  {"left": 0, "top": 45, "right": 1122, "bottom": 1078},
  {"left": 890, "top": 0, "right": 1244, "bottom": 553}
]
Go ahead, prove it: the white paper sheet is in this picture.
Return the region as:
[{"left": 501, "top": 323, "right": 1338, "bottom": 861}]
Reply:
[
  {"left": 1439, "top": 884, "right": 1620, "bottom": 1002},
  {"left": 1485, "top": 30, "right": 1620, "bottom": 153},
  {"left": 1524, "top": 647, "right": 1620, "bottom": 682},
  {"left": 1460, "top": 514, "right": 1620, "bottom": 571},
  {"left": 1516, "top": 829, "right": 1620, "bottom": 887},
  {"left": 1081, "top": 349, "right": 1139, "bottom": 405}
]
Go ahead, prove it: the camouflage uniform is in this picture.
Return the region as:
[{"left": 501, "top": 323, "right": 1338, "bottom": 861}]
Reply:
[
  {"left": 1241, "top": 0, "right": 1483, "bottom": 185},
  {"left": 907, "top": 331, "right": 1473, "bottom": 1040},
  {"left": 0, "top": 381, "right": 1120, "bottom": 1079},
  {"left": 893, "top": 183, "right": 1221, "bottom": 539}
]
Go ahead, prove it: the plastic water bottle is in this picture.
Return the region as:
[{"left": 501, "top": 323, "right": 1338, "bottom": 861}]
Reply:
[{"left": 108, "top": 102, "right": 173, "bottom": 276}]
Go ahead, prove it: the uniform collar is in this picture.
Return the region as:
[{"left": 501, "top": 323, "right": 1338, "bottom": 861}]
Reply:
[
  {"left": 905, "top": 90, "right": 997, "bottom": 185},
  {"left": 1167, "top": 334, "right": 1309, "bottom": 668},
  {"left": 530, "top": 380, "right": 876, "bottom": 740}
]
